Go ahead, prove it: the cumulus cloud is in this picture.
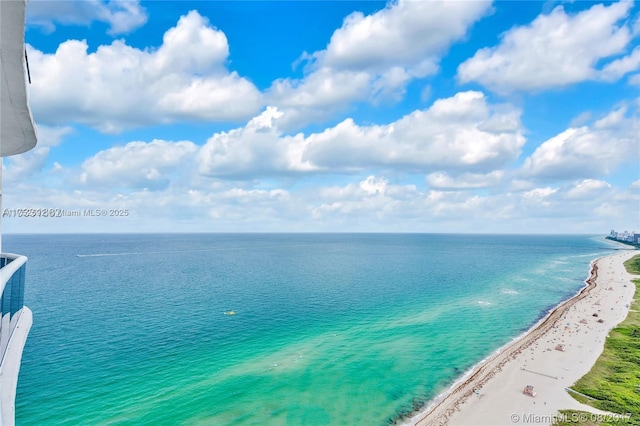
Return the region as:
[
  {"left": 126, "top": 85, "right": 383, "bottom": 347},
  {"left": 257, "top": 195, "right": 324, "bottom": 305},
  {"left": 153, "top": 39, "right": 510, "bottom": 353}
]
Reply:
[
  {"left": 321, "top": 0, "right": 490, "bottom": 73},
  {"left": 4, "top": 125, "right": 73, "bottom": 180},
  {"left": 523, "top": 186, "right": 557, "bottom": 200},
  {"left": 310, "top": 176, "right": 420, "bottom": 224},
  {"left": 27, "top": 10, "right": 262, "bottom": 133},
  {"left": 426, "top": 171, "right": 504, "bottom": 189},
  {"left": 197, "top": 107, "right": 315, "bottom": 178},
  {"left": 198, "top": 91, "right": 526, "bottom": 177},
  {"left": 27, "top": 0, "right": 148, "bottom": 35},
  {"left": 566, "top": 179, "right": 612, "bottom": 199},
  {"left": 267, "top": 69, "right": 372, "bottom": 131},
  {"left": 302, "top": 91, "right": 525, "bottom": 172},
  {"left": 600, "top": 46, "right": 640, "bottom": 81},
  {"left": 521, "top": 106, "right": 640, "bottom": 179},
  {"left": 268, "top": 0, "right": 491, "bottom": 129},
  {"left": 458, "top": 1, "right": 640, "bottom": 93},
  {"left": 79, "top": 139, "right": 198, "bottom": 190},
  {"left": 359, "top": 176, "right": 388, "bottom": 195}
]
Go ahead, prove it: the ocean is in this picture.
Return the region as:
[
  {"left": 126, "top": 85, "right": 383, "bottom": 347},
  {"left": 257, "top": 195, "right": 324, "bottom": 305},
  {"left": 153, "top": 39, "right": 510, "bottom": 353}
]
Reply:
[{"left": 7, "top": 233, "right": 614, "bottom": 425}]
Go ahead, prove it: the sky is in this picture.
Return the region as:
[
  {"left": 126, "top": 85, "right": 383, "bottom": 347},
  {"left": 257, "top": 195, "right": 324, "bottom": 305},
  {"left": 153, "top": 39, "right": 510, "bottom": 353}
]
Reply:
[{"left": 3, "top": 0, "right": 639, "bottom": 233}]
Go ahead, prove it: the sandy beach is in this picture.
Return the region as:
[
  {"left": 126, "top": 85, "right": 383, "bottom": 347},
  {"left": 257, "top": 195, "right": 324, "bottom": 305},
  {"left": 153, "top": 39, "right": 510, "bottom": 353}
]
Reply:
[{"left": 407, "top": 248, "right": 639, "bottom": 426}]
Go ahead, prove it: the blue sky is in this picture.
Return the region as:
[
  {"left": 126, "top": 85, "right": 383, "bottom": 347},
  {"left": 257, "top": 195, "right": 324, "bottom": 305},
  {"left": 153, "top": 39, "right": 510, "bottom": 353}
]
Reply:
[{"left": 4, "top": 0, "right": 639, "bottom": 233}]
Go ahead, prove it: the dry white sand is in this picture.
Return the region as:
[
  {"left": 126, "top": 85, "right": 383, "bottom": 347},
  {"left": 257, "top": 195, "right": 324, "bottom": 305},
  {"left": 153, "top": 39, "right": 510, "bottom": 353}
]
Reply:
[{"left": 407, "top": 248, "right": 639, "bottom": 426}]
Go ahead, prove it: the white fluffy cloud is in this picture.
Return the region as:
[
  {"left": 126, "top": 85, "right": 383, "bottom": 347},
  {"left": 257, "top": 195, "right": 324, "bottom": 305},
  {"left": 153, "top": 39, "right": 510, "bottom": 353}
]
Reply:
[
  {"left": 198, "top": 91, "right": 526, "bottom": 177},
  {"left": 321, "top": 0, "right": 491, "bottom": 73},
  {"left": 522, "top": 187, "right": 558, "bottom": 208},
  {"left": 268, "top": 0, "right": 491, "bottom": 129},
  {"left": 458, "top": 1, "right": 640, "bottom": 93},
  {"left": 27, "top": 0, "right": 148, "bottom": 35},
  {"left": 302, "top": 91, "right": 525, "bottom": 172},
  {"left": 309, "top": 176, "right": 422, "bottom": 226},
  {"left": 27, "top": 10, "right": 262, "bottom": 133},
  {"left": 426, "top": 171, "right": 504, "bottom": 189},
  {"left": 197, "top": 107, "right": 315, "bottom": 178},
  {"left": 521, "top": 106, "right": 640, "bottom": 179},
  {"left": 79, "top": 139, "right": 198, "bottom": 190},
  {"left": 566, "top": 179, "right": 612, "bottom": 199},
  {"left": 600, "top": 46, "right": 640, "bottom": 81},
  {"left": 267, "top": 68, "right": 372, "bottom": 132},
  {"left": 4, "top": 125, "right": 73, "bottom": 180}
]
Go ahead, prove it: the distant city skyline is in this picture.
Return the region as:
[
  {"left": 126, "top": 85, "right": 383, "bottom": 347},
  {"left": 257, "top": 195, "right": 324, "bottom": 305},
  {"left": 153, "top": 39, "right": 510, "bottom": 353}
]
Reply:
[{"left": 4, "top": 0, "right": 639, "bottom": 233}]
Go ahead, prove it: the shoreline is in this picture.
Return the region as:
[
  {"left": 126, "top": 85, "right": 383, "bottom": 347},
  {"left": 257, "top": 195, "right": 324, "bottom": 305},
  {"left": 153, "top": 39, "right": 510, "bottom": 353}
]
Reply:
[{"left": 405, "top": 247, "right": 638, "bottom": 426}]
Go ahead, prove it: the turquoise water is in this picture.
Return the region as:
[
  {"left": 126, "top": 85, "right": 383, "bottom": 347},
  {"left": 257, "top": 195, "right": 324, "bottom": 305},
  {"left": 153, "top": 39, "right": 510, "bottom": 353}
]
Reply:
[{"left": 7, "top": 234, "right": 614, "bottom": 425}]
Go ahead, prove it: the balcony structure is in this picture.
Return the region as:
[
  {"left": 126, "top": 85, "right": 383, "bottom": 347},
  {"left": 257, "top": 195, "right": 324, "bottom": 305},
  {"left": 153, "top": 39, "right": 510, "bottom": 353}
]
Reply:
[
  {"left": 0, "top": 0, "right": 38, "bottom": 424},
  {"left": 0, "top": 255, "right": 31, "bottom": 424}
]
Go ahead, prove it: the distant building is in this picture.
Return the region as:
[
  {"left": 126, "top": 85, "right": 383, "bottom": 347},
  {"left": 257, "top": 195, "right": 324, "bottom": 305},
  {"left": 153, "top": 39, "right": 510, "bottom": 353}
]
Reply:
[{"left": 609, "top": 229, "right": 640, "bottom": 246}]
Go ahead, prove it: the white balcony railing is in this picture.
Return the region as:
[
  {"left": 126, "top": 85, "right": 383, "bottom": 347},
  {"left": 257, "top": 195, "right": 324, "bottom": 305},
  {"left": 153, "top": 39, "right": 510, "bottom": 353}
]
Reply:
[
  {"left": 0, "top": 254, "right": 26, "bottom": 360},
  {"left": 0, "top": 253, "right": 32, "bottom": 425}
]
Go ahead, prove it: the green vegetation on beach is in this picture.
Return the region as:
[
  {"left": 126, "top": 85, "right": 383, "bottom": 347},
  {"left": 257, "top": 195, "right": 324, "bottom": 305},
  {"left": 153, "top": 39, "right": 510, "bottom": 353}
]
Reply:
[
  {"left": 554, "top": 254, "right": 640, "bottom": 425},
  {"left": 625, "top": 255, "right": 640, "bottom": 275}
]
